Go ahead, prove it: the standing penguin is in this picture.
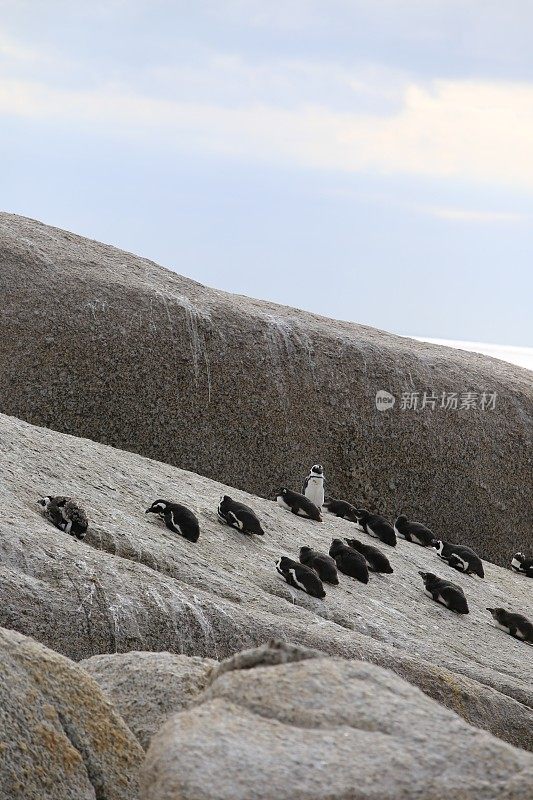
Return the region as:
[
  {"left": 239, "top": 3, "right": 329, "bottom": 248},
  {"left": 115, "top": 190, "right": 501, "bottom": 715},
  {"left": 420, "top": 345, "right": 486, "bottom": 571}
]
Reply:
[
  {"left": 145, "top": 500, "right": 200, "bottom": 542},
  {"left": 299, "top": 546, "right": 339, "bottom": 585},
  {"left": 486, "top": 608, "right": 533, "bottom": 643},
  {"left": 510, "top": 552, "right": 533, "bottom": 577},
  {"left": 217, "top": 495, "right": 264, "bottom": 535},
  {"left": 394, "top": 515, "right": 435, "bottom": 547},
  {"left": 344, "top": 539, "right": 393, "bottom": 574},
  {"left": 329, "top": 539, "right": 369, "bottom": 584},
  {"left": 275, "top": 557, "right": 326, "bottom": 598},
  {"left": 38, "top": 496, "right": 88, "bottom": 540},
  {"left": 431, "top": 540, "right": 484, "bottom": 578},
  {"left": 303, "top": 464, "right": 325, "bottom": 509},
  {"left": 323, "top": 497, "right": 359, "bottom": 522},
  {"left": 418, "top": 572, "right": 469, "bottom": 614},
  {"left": 354, "top": 509, "right": 397, "bottom": 547},
  {"left": 275, "top": 488, "right": 323, "bottom": 521}
]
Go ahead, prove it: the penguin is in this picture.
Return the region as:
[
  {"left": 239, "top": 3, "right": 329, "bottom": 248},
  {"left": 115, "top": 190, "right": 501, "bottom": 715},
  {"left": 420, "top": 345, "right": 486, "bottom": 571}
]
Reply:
[
  {"left": 145, "top": 500, "right": 200, "bottom": 542},
  {"left": 510, "top": 552, "right": 533, "bottom": 577},
  {"left": 486, "top": 608, "right": 533, "bottom": 643},
  {"left": 353, "top": 509, "right": 397, "bottom": 547},
  {"left": 275, "top": 557, "right": 326, "bottom": 599},
  {"left": 217, "top": 495, "right": 264, "bottom": 535},
  {"left": 38, "top": 495, "right": 88, "bottom": 540},
  {"left": 329, "top": 539, "right": 369, "bottom": 584},
  {"left": 302, "top": 464, "right": 325, "bottom": 508},
  {"left": 323, "top": 497, "right": 359, "bottom": 522},
  {"left": 418, "top": 572, "right": 469, "bottom": 614},
  {"left": 431, "top": 540, "right": 484, "bottom": 578},
  {"left": 344, "top": 538, "right": 393, "bottom": 574},
  {"left": 394, "top": 515, "right": 435, "bottom": 547},
  {"left": 299, "top": 546, "right": 339, "bottom": 585},
  {"left": 275, "top": 488, "right": 323, "bottom": 521}
]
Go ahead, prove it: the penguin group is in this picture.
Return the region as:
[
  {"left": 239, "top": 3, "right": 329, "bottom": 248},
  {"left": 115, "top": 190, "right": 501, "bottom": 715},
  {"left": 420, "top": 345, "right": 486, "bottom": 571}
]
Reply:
[{"left": 36, "top": 460, "right": 531, "bottom": 645}]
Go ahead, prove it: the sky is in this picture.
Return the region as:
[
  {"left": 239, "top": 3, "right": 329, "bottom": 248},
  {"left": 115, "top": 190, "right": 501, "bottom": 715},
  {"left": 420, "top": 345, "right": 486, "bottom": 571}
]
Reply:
[{"left": 1, "top": 1, "right": 532, "bottom": 349}]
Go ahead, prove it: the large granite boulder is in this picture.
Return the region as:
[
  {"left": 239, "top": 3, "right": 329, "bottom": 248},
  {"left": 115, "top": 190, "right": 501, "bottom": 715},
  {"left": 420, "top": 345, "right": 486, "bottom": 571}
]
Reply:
[
  {"left": 0, "top": 412, "right": 531, "bottom": 753},
  {"left": 0, "top": 213, "right": 531, "bottom": 564},
  {"left": 141, "top": 652, "right": 533, "bottom": 800},
  {"left": 0, "top": 626, "right": 142, "bottom": 800},
  {"left": 81, "top": 651, "right": 215, "bottom": 749}
]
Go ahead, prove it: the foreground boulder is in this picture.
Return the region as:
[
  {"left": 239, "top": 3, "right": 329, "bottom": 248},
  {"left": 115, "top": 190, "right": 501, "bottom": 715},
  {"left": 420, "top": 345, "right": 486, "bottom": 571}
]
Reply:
[
  {"left": 81, "top": 651, "right": 215, "bottom": 749},
  {"left": 142, "top": 652, "right": 533, "bottom": 800},
  {"left": 0, "top": 412, "right": 531, "bottom": 752},
  {"left": 0, "top": 626, "right": 142, "bottom": 800},
  {"left": 0, "top": 213, "right": 531, "bottom": 564}
]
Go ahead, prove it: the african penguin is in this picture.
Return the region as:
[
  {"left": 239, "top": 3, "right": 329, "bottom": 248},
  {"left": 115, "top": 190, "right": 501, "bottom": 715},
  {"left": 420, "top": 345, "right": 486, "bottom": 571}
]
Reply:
[
  {"left": 275, "top": 488, "right": 323, "bottom": 521},
  {"left": 431, "top": 540, "right": 484, "bottom": 578},
  {"left": 38, "top": 496, "right": 88, "bottom": 540},
  {"left": 217, "top": 495, "right": 264, "bottom": 535},
  {"left": 394, "top": 515, "right": 435, "bottom": 547},
  {"left": 486, "top": 608, "right": 533, "bottom": 643},
  {"left": 302, "top": 464, "right": 325, "bottom": 509},
  {"left": 275, "top": 557, "right": 326, "bottom": 599},
  {"left": 354, "top": 509, "right": 397, "bottom": 547},
  {"left": 510, "top": 552, "right": 533, "bottom": 577},
  {"left": 418, "top": 572, "right": 469, "bottom": 614},
  {"left": 344, "top": 538, "right": 393, "bottom": 574},
  {"left": 323, "top": 497, "right": 359, "bottom": 522},
  {"left": 299, "top": 546, "right": 339, "bottom": 585},
  {"left": 329, "top": 539, "right": 369, "bottom": 584},
  {"left": 145, "top": 500, "right": 200, "bottom": 542}
]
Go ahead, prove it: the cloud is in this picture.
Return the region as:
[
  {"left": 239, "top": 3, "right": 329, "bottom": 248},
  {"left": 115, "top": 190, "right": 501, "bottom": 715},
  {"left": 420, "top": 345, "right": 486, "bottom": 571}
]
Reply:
[{"left": 1, "top": 63, "right": 533, "bottom": 191}]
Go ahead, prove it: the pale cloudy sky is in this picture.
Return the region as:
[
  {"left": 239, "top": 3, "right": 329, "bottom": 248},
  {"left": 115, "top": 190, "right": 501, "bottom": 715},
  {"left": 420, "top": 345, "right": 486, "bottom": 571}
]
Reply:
[{"left": 1, "top": 1, "right": 532, "bottom": 346}]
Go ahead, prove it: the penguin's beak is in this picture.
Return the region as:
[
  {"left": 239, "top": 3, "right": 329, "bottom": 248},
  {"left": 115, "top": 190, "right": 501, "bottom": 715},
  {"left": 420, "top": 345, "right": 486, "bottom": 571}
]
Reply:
[{"left": 145, "top": 508, "right": 153, "bottom": 514}]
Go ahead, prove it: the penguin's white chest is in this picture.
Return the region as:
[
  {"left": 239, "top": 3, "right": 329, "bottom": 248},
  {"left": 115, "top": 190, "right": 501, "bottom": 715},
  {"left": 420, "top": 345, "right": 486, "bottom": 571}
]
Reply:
[{"left": 304, "top": 477, "right": 324, "bottom": 507}]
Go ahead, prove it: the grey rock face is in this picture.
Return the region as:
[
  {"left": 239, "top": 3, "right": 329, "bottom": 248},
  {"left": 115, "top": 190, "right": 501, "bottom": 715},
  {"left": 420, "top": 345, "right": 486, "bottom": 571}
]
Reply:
[
  {"left": 0, "top": 626, "right": 142, "bottom": 800},
  {"left": 141, "top": 656, "right": 533, "bottom": 800},
  {"left": 81, "top": 651, "right": 215, "bottom": 749},
  {"left": 0, "top": 212, "right": 531, "bottom": 565},
  {"left": 0, "top": 412, "right": 531, "bottom": 754}
]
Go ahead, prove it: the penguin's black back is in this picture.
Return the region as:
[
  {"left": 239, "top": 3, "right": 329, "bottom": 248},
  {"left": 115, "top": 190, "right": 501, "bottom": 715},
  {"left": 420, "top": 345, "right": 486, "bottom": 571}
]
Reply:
[
  {"left": 444, "top": 543, "right": 484, "bottom": 577},
  {"left": 166, "top": 503, "right": 200, "bottom": 542},
  {"left": 323, "top": 498, "right": 358, "bottom": 521},
  {"left": 360, "top": 512, "right": 397, "bottom": 546},
  {"left": 280, "top": 489, "right": 322, "bottom": 521},
  {"left": 329, "top": 540, "right": 369, "bottom": 584},
  {"left": 277, "top": 557, "right": 326, "bottom": 598},
  {"left": 345, "top": 539, "right": 393, "bottom": 573},
  {"left": 299, "top": 548, "right": 339, "bottom": 584},
  {"left": 219, "top": 496, "right": 264, "bottom": 534},
  {"left": 423, "top": 574, "right": 469, "bottom": 614}
]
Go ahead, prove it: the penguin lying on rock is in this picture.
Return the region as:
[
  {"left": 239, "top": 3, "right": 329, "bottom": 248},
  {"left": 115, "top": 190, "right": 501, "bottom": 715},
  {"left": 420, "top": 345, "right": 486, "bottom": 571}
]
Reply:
[
  {"left": 145, "top": 500, "right": 200, "bottom": 542},
  {"left": 486, "top": 608, "right": 533, "bottom": 643},
  {"left": 353, "top": 509, "right": 397, "bottom": 547},
  {"left": 394, "top": 515, "right": 435, "bottom": 546},
  {"left": 323, "top": 497, "right": 359, "bottom": 522},
  {"left": 275, "top": 557, "right": 326, "bottom": 598},
  {"left": 275, "top": 488, "right": 323, "bottom": 521},
  {"left": 418, "top": 572, "right": 469, "bottom": 614},
  {"left": 510, "top": 552, "right": 533, "bottom": 577},
  {"left": 299, "top": 546, "right": 339, "bottom": 585},
  {"left": 431, "top": 540, "right": 484, "bottom": 578},
  {"left": 344, "top": 539, "right": 393, "bottom": 574},
  {"left": 329, "top": 539, "right": 369, "bottom": 584},
  {"left": 217, "top": 495, "right": 264, "bottom": 535},
  {"left": 38, "top": 496, "right": 88, "bottom": 540}
]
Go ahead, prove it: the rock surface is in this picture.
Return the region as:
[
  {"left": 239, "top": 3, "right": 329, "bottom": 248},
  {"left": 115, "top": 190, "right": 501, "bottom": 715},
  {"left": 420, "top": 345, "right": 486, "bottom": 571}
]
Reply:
[
  {"left": 0, "top": 626, "right": 142, "bottom": 800},
  {"left": 0, "top": 212, "right": 531, "bottom": 564},
  {"left": 81, "top": 651, "right": 215, "bottom": 749},
  {"left": 141, "top": 654, "right": 533, "bottom": 800},
  {"left": 0, "top": 411, "right": 531, "bottom": 754}
]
